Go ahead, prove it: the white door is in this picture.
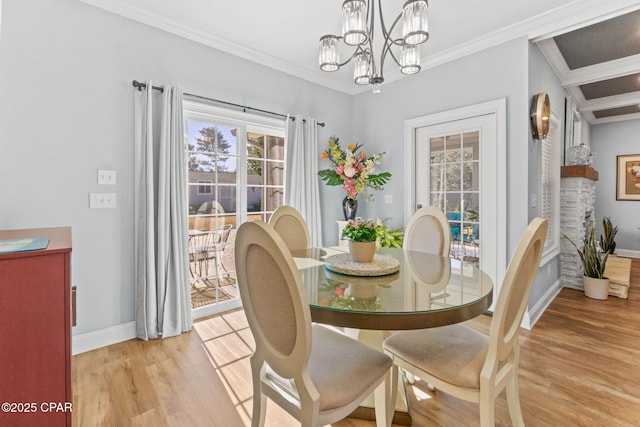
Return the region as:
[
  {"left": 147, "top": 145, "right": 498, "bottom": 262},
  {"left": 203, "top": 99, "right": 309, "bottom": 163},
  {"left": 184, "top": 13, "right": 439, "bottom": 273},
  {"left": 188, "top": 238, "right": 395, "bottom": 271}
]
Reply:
[{"left": 404, "top": 99, "right": 506, "bottom": 299}]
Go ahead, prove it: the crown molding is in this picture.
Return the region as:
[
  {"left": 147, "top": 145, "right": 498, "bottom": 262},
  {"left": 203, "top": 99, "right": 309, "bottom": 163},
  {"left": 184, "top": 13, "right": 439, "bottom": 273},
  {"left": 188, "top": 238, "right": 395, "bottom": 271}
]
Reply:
[{"left": 81, "top": 0, "right": 640, "bottom": 98}]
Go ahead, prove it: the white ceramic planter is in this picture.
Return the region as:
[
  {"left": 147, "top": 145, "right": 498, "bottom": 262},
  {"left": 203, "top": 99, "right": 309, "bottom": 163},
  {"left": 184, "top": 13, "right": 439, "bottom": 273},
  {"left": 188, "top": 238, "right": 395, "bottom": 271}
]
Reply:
[{"left": 583, "top": 276, "right": 609, "bottom": 300}]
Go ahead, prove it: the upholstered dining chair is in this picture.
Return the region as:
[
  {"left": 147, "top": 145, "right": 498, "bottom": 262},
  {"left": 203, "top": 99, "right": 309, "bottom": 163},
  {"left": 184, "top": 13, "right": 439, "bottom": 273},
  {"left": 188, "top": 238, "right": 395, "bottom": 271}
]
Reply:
[
  {"left": 403, "top": 206, "right": 451, "bottom": 256},
  {"left": 384, "top": 217, "right": 547, "bottom": 427},
  {"left": 268, "top": 205, "right": 311, "bottom": 252},
  {"left": 235, "top": 220, "right": 393, "bottom": 427}
]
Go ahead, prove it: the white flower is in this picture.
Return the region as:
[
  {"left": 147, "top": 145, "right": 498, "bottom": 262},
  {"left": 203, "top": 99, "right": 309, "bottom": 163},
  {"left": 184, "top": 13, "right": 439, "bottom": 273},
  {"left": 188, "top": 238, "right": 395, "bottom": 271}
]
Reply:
[{"left": 344, "top": 165, "right": 356, "bottom": 178}]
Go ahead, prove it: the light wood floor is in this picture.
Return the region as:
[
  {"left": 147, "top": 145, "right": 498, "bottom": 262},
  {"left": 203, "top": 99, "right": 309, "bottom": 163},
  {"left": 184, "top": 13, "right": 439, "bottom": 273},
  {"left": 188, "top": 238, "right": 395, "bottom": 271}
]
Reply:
[{"left": 73, "top": 258, "right": 640, "bottom": 426}]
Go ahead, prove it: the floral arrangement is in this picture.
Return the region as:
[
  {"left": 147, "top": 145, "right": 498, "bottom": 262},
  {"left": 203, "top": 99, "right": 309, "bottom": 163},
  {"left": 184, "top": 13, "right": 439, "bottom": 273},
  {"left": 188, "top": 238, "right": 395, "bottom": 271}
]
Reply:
[
  {"left": 342, "top": 218, "right": 378, "bottom": 242},
  {"left": 318, "top": 136, "right": 391, "bottom": 201}
]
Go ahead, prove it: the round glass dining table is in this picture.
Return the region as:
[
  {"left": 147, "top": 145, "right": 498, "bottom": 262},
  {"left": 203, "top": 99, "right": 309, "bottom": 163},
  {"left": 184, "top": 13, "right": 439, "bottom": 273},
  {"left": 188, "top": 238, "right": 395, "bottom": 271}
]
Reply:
[
  {"left": 292, "top": 247, "right": 494, "bottom": 331},
  {"left": 291, "top": 246, "right": 494, "bottom": 424}
]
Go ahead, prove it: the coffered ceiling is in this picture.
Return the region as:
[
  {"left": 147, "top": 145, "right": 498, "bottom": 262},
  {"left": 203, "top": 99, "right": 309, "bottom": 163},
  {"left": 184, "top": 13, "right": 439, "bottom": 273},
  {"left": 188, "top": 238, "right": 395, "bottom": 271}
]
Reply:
[
  {"left": 537, "top": 8, "right": 640, "bottom": 124},
  {"left": 81, "top": 0, "right": 640, "bottom": 124}
]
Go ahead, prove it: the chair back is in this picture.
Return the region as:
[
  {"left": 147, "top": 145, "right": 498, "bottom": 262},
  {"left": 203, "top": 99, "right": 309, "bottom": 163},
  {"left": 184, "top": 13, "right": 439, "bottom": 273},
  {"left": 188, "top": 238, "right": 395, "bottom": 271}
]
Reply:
[
  {"left": 235, "top": 220, "right": 312, "bottom": 379},
  {"left": 269, "top": 205, "right": 311, "bottom": 252},
  {"left": 189, "top": 230, "right": 215, "bottom": 262},
  {"left": 488, "top": 217, "right": 547, "bottom": 365},
  {"left": 403, "top": 206, "right": 451, "bottom": 256}
]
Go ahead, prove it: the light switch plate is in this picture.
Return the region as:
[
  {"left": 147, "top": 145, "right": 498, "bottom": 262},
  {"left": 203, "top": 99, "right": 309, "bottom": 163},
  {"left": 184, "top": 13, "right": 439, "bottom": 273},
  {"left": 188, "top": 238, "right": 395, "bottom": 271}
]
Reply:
[
  {"left": 90, "top": 193, "right": 117, "bottom": 208},
  {"left": 98, "top": 169, "right": 116, "bottom": 185}
]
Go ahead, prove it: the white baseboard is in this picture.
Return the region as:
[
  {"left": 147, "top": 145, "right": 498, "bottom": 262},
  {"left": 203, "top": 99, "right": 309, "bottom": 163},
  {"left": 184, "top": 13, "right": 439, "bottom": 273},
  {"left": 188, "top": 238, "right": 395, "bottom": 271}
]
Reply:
[
  {"left": 528, "top": 278, "right": 563, "bottom": 328},
  {"left": 72, "top": 321, "right": 136, "bottom": 355},
  {"left": 616, "top": 249, "right": 640, "bottom": 258}
]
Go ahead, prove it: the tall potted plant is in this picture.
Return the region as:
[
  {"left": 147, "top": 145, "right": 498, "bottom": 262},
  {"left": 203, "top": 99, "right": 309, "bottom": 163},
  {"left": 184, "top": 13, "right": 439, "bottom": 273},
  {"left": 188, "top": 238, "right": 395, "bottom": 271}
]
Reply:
[
  {"left": 565, "top": 227, "right": 609, "bottom": 300},
  {"left": 599, "top": 216, "right": 618, "bottom": 255}
]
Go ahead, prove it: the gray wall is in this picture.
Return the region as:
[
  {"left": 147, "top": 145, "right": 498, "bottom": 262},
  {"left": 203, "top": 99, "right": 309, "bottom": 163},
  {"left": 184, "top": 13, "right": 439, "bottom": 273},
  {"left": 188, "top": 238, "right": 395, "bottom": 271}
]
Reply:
[
  {"left": 591, "top": 120, "right": 640, "bottom": 252},
  {"left": 347, "top": 37, "right": 531, "bottom": 270},
  {"left": 0, "top": 0, "right": 352, "bottom": 334},
  {"left": 526, "top": 43, "right": 568, "bottom": 310}
]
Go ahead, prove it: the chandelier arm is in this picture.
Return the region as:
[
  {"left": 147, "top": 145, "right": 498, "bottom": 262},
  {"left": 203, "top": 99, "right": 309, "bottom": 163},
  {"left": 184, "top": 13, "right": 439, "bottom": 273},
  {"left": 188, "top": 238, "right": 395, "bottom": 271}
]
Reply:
[
  {"left": 378, "top": 0, "right": 403, "bottom": 43},
  {"left": 340, "top": 45, "right": 367, "bottom": 67},
  {"left": 367, "top": 0, "right": 379, "bottom": 78},
  {"left": 386, "top": 41, "right": 403, "bottom": 67}
]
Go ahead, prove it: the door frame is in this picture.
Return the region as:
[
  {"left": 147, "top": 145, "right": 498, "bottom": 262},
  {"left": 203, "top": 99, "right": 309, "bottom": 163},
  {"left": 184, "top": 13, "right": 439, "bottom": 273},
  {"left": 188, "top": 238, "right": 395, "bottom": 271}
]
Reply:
[{"left": 403, "top": 98, "right": 507, "bottom": 293}]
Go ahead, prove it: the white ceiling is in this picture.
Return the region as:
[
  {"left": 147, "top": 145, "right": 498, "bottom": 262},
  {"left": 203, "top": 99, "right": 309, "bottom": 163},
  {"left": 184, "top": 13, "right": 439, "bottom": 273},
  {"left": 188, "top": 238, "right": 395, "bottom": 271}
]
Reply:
[{"left": 81, "top": 0, "right": 640, "bottom": 106}]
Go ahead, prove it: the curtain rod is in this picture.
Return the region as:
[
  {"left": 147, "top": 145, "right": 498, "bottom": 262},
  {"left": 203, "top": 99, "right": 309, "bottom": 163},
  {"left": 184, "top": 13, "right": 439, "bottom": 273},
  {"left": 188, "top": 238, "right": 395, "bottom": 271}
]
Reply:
[{"left": 131, "top": 80, "right": 325, "bottom": 127}]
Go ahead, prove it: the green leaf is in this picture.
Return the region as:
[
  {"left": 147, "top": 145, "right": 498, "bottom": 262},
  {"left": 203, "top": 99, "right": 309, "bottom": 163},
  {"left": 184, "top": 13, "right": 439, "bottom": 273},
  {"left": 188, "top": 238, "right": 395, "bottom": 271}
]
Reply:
[
  {"left": 317, "top": 169, "right": 343, "bottom": 186},
  {"left": 368, "top": 172, "right": 392, "bottom": 186}
]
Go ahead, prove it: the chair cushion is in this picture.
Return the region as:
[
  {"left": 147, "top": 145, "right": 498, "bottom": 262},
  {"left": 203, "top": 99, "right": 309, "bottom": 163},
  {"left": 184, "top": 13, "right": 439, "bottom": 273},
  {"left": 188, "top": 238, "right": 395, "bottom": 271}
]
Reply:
[
  {"left": 383, "top": 324, "right": 489, "bottom": 390},
  {"left": 309, "top": 324, "right": 392, "bottom": 412}
]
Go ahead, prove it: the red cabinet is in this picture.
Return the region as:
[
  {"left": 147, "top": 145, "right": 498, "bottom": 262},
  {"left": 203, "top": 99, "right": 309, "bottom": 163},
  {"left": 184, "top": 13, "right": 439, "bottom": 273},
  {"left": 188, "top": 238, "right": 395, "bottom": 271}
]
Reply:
[{"left": 0, "top": 227, "right": 72, "bottom": 427}]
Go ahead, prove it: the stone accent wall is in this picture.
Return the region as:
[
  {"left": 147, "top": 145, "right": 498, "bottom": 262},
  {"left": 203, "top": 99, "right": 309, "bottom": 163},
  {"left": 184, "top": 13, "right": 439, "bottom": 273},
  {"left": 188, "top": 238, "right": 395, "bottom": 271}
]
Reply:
[{"left": 560, "top": 176, "right": 596, "bottom": 290}]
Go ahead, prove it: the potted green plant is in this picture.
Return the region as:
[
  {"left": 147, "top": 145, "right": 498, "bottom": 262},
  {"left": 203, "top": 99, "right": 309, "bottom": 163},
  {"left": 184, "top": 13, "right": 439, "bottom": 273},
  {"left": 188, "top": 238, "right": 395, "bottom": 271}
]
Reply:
[
  {"left": 342, "top": 217, "right": 378, "bottom": 263},
  {"left": 374, "top": 219, "right": 404, "bottom": 248},
  {"left": 599, "top": 216, "right": 618, "bottom": 255},
  {"left": 565, "top": 226, "right": 609, "bottom": 300}
]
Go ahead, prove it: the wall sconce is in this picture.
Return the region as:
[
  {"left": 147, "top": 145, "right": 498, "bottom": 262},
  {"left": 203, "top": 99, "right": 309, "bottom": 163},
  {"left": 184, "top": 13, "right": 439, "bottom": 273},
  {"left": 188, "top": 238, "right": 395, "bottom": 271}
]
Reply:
[{"left": 530, "top": 92, "right": 550, "bottom": 139}]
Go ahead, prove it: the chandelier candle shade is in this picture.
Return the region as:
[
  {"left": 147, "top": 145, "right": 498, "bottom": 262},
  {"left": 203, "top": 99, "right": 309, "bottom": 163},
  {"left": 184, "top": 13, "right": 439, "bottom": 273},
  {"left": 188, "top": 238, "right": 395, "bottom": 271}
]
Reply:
[{"left": 319, "top": 0, "right": 429, "bottom": 93}]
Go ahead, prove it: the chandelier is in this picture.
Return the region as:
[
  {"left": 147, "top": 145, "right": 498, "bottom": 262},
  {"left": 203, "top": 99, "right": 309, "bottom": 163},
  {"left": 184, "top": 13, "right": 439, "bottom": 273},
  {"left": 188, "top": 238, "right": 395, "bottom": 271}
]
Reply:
[{"left": 319, "top": 0, "right": 429, "bottom": 93}]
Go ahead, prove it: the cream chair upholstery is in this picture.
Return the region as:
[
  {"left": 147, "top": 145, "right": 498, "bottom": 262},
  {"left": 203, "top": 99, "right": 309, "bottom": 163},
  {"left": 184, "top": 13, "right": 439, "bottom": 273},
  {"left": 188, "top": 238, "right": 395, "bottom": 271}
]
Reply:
[
  {"left": 235, "top": 221, "right": 393, "bottom": 427},
  {"left": 384, "top": 217, "right": 548, "bottom": 427},
  {"left": 403, "top": 206, "right": 451, "bottom": 256},
  {"left": 268, "top": 205, "right": 311, "bottom": 252}
]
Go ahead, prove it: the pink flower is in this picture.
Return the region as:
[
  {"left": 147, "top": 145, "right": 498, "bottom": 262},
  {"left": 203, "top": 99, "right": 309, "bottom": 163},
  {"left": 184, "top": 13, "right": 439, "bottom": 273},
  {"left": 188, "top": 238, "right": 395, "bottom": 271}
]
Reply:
[
  {"left": 335, "top": 165, "right": 344, "bottom": 175},
  {"left": 343, "top": 178, "right": 357, "bottom": 199}
]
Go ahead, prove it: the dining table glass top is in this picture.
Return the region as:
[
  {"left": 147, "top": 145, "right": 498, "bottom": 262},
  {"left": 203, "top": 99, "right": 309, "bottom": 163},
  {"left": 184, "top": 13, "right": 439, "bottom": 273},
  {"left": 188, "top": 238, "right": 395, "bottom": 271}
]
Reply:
[{"left": 291, "top": 247, "right": 494, "bottom": 330}]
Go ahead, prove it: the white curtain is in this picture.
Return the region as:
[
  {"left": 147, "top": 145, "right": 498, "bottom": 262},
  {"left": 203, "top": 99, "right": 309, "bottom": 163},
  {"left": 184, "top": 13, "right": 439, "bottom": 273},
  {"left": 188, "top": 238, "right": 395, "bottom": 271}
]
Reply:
[
  {"left": 134, "top": 81, "right": 192, "bottom": 340},
  {"left": 286, "top": 114, "right": 323, "bottom": 247}
]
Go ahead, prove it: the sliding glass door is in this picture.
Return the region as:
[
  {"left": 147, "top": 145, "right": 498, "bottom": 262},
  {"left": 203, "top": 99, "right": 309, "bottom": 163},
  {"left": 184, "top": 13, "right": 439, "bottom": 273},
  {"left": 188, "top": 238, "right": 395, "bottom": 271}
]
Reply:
[{"left": 184, "top": 101, "right": 285, "bottom": 317}]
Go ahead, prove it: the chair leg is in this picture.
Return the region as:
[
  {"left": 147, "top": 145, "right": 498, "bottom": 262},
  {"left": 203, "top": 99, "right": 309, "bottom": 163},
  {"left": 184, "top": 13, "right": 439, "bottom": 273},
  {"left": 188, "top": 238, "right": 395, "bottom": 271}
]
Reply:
[
  {"left": 478, "top": 390, "right": 495, "bottom": 427},
  {"left": 250, "top": 359, "right": 267, "bottom": 427},
  {"left": 375, "top": 367, "right": 395, "bottom": 427},
  {"left": 506, "top": 372, "right": 525, "bottom": 427}
]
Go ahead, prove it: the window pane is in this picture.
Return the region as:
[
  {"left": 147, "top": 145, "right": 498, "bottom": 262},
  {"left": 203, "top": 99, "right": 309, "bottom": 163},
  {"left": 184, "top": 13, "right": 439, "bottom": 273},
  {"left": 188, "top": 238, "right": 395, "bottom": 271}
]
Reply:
[
  {"left": 445, "top": 193, "right": 461, "bottom": 213},
  {"left": 266, "top": 161, "right": 284, "bottom": 186},
  {"left": 462, "top": 132, "right": 479, "bottom": 161},
  {"left": 463, "top": 193, "right": 480, "bottom": 221},
  {"left": 430, "top": 137, "right": 445, "bottom": 163},
  {"left": 267, "top": 135, "right": 285, "bottom": 161},
  {"left": 445, "top": 134, "right": 461, "bottom": 162},
  {"left": 265, "top": 187, "right": 284, "bottom": 211},
  {"left": 445, "top": 163, "right": 461, "bottom": 191},
  {"left": 247, "top": 132, "right": 264, "bottom": 159},
  {"left": 248, "top": 160, "right": 264, "bottom": 179},
  {"left": 462, "top": 161, "right": 479, "bottom": 191},
  {"left": 247, "top": 187, "right": 262, "bottom": 212}
]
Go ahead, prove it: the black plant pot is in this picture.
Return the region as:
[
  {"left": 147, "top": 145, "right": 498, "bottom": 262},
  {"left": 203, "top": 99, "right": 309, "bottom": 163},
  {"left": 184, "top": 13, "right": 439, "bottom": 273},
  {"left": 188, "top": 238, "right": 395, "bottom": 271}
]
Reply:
[{"left": 342, "top": 197, "right": 358, "bottom": 221}]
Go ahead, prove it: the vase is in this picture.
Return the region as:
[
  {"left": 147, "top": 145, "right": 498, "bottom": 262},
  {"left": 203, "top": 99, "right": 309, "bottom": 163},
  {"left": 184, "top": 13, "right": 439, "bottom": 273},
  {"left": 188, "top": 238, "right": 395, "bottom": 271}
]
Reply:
[
  {"left": 349, "top": 240, "right": 376, "bottom": 263},
  {"left": 342, "top": 196, "right": 358, "bottom": 221},
  {"left": 583, "top": 276, "right": 609, "bottom": 300}
]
